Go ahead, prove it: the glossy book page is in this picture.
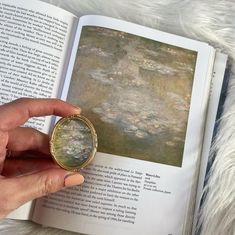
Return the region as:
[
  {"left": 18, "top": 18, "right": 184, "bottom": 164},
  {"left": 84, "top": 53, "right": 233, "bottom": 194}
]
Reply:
[{"left": 32, "top": 15, "right": 217, "bottom": 235}]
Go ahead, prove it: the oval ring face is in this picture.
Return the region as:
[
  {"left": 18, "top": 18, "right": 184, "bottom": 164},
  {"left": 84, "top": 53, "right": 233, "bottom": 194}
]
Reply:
[{"left": 50, "top": 115, "right": 97, "bottom": 171}]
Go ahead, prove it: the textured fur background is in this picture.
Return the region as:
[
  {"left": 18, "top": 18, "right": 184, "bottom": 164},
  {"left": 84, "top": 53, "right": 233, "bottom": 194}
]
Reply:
[{"left": 0, "top": 0, "right": 234, "bottom": 234}]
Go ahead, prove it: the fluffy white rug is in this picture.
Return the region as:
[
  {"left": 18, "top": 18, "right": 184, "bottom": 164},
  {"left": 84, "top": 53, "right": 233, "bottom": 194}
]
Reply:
[{"left": 0, "top": 0, "right": 234, "bottom": 234}]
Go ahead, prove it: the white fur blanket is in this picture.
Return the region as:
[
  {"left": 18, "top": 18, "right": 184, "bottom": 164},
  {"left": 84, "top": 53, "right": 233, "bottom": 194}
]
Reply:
[{"left": 0, "top": 0, "right": 234, "bottom": 234}]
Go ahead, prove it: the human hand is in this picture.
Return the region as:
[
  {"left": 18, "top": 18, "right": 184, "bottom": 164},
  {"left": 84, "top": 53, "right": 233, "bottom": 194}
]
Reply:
[{"left": 0, "top": 98, "right": 84, "bottom": 218}]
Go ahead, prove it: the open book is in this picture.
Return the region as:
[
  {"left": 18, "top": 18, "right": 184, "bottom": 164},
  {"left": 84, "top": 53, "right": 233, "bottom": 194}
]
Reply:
[{"left": 0, "top": 0, "right": 228, "bottom": 234}]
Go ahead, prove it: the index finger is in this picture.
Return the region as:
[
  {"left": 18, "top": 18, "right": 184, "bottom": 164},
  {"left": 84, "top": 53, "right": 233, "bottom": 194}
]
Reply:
[{"left": 0, "top": 98, "right": 81, "bottom": 131}]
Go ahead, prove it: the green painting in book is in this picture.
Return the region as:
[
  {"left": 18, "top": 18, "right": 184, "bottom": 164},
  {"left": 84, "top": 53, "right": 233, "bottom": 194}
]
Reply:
[{"left": 67, "top": 26, "right": 197, "bottom": 167}]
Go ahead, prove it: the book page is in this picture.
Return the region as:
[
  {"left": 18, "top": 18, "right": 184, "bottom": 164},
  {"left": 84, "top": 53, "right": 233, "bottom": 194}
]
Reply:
[
  {"left": 7, "top": 202, "right": 34, "bottom": 220},
  {"left": 192, "top": 52, "right": 228, "bottom": 234},
  {"left": 0, "top": 0, "right": 78, "bottom": 133},
  {"left": 1, "top": 0, "right": 78, "bottom": 220},
  {"left": 32, "top": 16, "right": 216, "bottom": 235}
]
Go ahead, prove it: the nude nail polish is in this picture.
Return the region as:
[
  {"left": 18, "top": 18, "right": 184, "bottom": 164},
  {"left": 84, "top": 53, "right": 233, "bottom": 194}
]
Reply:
[{"left": 64, "top": 173, "right": 84, "bottom": 187}]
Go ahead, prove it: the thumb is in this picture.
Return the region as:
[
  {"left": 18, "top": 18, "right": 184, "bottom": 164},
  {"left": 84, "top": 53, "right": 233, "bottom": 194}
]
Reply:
[{"left": 0, "top": 169, "right": 84, "bottom": 217}]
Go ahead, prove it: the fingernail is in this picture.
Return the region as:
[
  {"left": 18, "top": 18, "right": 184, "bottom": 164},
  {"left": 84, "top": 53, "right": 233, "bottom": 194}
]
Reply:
[
  {"left": 64, "top": 173, "right": 84, "bottom": 187},
  {"left": 73, "top": 107, "right": 82, "bottom": 114}
]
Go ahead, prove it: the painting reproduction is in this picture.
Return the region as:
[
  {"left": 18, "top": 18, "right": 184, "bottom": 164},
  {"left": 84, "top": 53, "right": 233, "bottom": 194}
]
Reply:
[{"left": 67, "top": 26, "right": 197, "bottom": 167}]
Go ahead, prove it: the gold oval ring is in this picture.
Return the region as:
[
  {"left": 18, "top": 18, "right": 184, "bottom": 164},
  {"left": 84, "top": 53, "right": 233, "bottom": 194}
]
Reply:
[{"left": 50, "top": 115, "right": 98, "bottom": 171}]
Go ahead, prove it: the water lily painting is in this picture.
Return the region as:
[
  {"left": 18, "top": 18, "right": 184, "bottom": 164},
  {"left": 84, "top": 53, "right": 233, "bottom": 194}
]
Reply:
[{"left": 67, "top": 26, "right": 197, "bottom": 167}]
